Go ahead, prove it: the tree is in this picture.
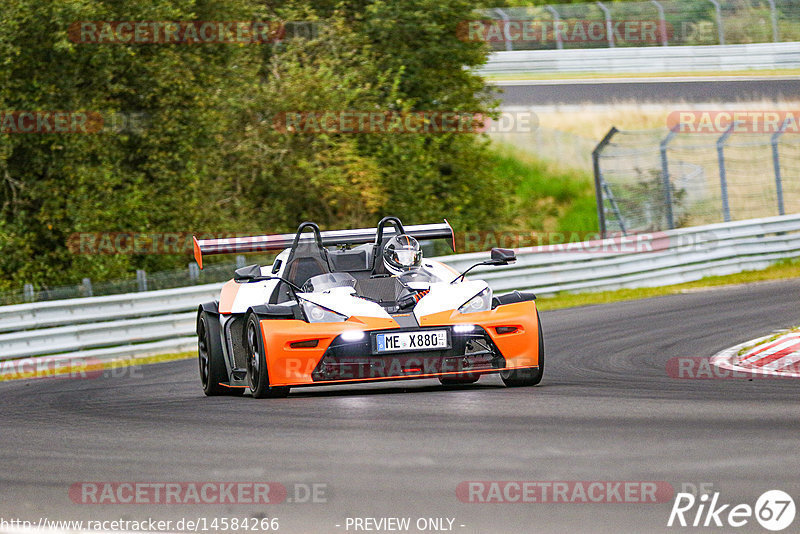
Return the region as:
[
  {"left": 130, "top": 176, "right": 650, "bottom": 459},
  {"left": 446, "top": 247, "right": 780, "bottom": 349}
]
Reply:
[{"left": 0, "top": 0, "right": 512, "bottom": 290}]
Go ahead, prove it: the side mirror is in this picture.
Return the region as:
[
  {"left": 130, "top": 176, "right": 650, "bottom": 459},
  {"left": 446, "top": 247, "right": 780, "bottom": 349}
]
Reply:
[
  {"left": 490, "top": 248, "right": 516, "bottom": 265},
  {"left": 450, "top": 248, "right": 516, "bottom": 284},
  {"left": 234, "top": 264, "right": 262, "bottom": 282}
]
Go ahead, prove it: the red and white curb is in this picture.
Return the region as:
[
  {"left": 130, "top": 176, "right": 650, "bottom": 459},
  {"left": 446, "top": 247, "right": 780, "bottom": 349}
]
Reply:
[{"left": 711, "top": 330, "right": 800, "bottom": 378}]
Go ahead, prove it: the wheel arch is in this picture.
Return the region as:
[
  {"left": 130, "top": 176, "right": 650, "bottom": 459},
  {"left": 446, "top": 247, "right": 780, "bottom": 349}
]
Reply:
[{"left": 197, "top": 301, "right": 220, "bottom": 333}]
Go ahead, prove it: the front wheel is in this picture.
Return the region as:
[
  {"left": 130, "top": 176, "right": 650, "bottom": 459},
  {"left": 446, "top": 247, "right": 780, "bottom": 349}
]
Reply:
[
  {"left": 500, "top": 311, "right": 544, "bottom": 387},
  {"left": 244, "top": 313, "right": 290, "bottom": 399}
]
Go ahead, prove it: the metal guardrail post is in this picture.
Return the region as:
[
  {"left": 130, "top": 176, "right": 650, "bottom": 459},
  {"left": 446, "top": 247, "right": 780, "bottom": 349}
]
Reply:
[
  {"left": 189, "top": 262, "right": 200, "bottom": 283},
  {"left": 716, "top": 123, "right": 734, "bottom": 222},
  {"left": 597, "top": 2, "right": 615, "bottom": 48},
  {"left": 493, "top": 8, "right": 514, "bottom": 52},
  {"left": 659, "top": 128, "right": 678, "bottom": 229},
  {"left": 81, "top": 278, "right": 93, "bottom": 297},
  {"left": 235, "top": 255, "right": 247, "bottom": 268},
  {"left": 650, "top": 0, "right": 669, "bottom": 46},
  {"left": 545, "top": 5, "right": 564, "bottom": 50},
  {"left": 767, "top": 0, "right": 779, "bottom": 43},
  {"left": 23, "top": 284, "right": 34, "bottom": 303},
  {"left": 592, "top": 127, "right": 619, "bottom": 237},
  {"left": 136, "top": 269, "right": 148, "bottom": 292},
  {"left": 708, "top": 0, "right": 725, "bottom": 45},
  {"left": 771, "top": 117, "right": 789, "bottom": 216}
]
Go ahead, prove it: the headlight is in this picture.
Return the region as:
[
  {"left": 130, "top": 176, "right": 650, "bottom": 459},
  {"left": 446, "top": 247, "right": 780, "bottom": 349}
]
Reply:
[
  {"left": 301, "top": 300, "right": 347, "bottom": 323},
  {"left": 458, "top": 287, "right": 492, "bottom": 314}
]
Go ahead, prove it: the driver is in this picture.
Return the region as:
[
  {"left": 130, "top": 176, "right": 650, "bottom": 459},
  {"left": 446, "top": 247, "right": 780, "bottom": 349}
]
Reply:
[{"left": 382, "top": 234, "right": 422, "bottom": 275}]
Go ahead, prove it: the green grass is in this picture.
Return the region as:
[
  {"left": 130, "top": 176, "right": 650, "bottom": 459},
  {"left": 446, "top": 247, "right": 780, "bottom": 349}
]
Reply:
[
  {"left": 488, "top": 144, "right": 598, "bottom": 239},
  {"left": 536, "top": 257, "right": 800, "bottom": 311}
]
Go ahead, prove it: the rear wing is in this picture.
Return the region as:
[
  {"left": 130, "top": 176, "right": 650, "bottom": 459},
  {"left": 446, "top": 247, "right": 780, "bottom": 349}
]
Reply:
[{"left": 192, "top": 220, "right": 454, "bottom": 269}]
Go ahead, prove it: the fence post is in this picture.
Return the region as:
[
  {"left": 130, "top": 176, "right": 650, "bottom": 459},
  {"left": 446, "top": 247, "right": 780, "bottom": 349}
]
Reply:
[
  {"left": 767, "top": 0, "right": 779, "bottom": 43},
  {"left": 23, "top": 283, "right": 34, "bottom": 303},
  {"left": 716, "top": 124, "right": 734, "bottom": 222},
  {"left": 136, "top": 269, "right": 148, "bottom": 292},
  {"left": 81, "top": 277, "right": 93, "bottom": 297},
  {"left": 650, "top": 0, "right": 669, "bottom": 46},
  {"left": 708, "top": 0, "right": 725, "bottom": 45},
  {"left": 493, "top": 8, "right": 514, "bottom": 52},
  {"left": 592, "top": 127, "right": 619, "bottom": 237},
  {"left": 545, "top": 5, "right": 564, "bottom": 49},
  {"left": 236, "top": 255, "right": 247, "bottom": 268},
  {"left": 659, "top": 128, "right": 678, "bottom": 229},
  {"left": 597, "top": 2, "right": 615, "bottom": 48},
  {"left": 771, "top": 117, "right": 789, "bottom": 216}
]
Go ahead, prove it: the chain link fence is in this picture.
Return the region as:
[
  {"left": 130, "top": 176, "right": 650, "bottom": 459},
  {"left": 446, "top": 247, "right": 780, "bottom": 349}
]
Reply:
[
  {"left": 490, "top": 125, "right": 596, "bottom": 171},
  {"left": 479, "top": 0, "right": 800, "bottom": 50},
  {"left": 593, "top": 126, "right": 800, "bottom": 235}
]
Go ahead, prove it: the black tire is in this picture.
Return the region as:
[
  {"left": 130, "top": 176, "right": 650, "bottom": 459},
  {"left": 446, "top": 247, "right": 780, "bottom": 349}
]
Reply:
[
  {"left": 198, "top": 311, "right": 243, "bottom": 396},
  {"left": 439, "top": 375, "right": 481, "bottom": 385},
  {"left": 500, "top": 310, "right": 544, "bottom": 387},
  {"left": 244, "top": 312, "right": 290, "bottom": 399}
]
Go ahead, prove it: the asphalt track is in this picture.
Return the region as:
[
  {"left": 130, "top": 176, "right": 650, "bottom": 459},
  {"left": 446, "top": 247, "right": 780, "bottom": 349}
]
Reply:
[
  {"left": 495, "top": 78, "right": 800, "bottom": 105},
  {"left": 1, "top": 278, "right": 799, "bottom": 533}
]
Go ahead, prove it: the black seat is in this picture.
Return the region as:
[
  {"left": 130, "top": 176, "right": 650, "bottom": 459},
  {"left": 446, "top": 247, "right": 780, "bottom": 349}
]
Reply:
[
  {"left": 369, "top": 216, "right": 406, "bottom": 277},
  {"left": 286, "top": 256, "right": 329, "bottom": 288},
  {"left": 327, "top": 246, "right": 370, "bottom": 272},
  {"left": 271, "top": 222, "right": 331, "bottom": 303}
]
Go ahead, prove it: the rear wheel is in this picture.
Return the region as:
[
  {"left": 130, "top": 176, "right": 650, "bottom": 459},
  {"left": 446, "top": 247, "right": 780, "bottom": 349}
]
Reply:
[
  {"left": 198, "top": 311, "right": 243, "bottom": 396},
  {"left": 245, "top": 313, "right": 290, "bottom": 399},
  {"left": 500, "top": 311, "right": 544, "bottom": 387}
]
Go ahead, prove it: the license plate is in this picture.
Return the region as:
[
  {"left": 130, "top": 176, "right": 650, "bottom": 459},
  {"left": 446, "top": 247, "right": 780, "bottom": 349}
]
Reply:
[{"left": 374, "top": 330, "right": 450, "bottom": 353}]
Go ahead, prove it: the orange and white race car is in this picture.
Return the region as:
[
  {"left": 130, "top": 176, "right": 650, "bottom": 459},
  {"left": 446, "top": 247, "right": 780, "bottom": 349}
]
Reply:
[{"left": 193, "top": 217, "right": 543, "bottom": 398}]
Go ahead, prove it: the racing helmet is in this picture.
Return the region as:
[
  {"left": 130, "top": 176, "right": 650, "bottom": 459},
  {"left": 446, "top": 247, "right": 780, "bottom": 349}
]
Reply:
[{"left": 383, "top": 234, "right": 422, "bottom": 275}]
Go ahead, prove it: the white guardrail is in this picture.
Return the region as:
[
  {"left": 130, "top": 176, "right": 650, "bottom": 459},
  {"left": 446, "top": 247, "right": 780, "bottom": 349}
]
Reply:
[
  {"left": 481, "top": 42, "right": 800, "bottom": 75},
  {"left": 2, "top": 214, "right": 800, "bottom": 369}
]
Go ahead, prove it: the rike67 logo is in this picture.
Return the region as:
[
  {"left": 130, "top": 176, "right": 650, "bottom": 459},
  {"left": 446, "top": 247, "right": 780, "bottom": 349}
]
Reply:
[{"left": 668, "top": 490, "right": 796, "bottom": 531}]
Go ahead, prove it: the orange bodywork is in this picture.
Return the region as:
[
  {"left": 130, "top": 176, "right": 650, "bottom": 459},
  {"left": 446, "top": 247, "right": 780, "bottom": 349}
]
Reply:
[{"left": 258, "top": 300, "right": 540, "bottom": 387}]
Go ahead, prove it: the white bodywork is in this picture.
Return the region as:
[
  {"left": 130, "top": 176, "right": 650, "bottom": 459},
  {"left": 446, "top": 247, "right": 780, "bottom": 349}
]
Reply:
[
  {"left": 298, "top": 287, "right": 392, "bottom": 319},
  {"left": 223, "top": 248, "right": 489, "bottom": 319},
  {"left": 412, "top": 280, "right": 488, "bottom": 321}
]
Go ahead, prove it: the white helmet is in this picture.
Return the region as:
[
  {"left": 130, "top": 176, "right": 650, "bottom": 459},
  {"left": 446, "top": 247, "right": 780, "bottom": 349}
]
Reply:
[{"left": 383, "top": 234, "right": 422, "bottom": 275}]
